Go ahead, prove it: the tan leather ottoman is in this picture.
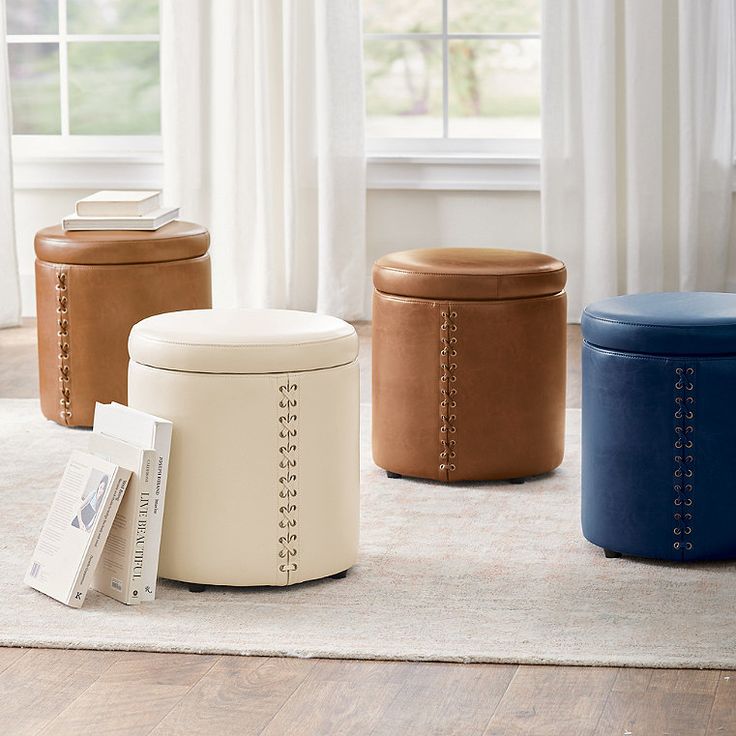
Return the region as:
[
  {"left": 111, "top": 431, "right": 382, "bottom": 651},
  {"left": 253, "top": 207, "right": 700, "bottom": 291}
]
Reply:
[
  {"left": 372, "top": 248, "right": 567, "bottom": 482},
  {"left": 35, "top": 221, "right": 212, "bottom": 427}
]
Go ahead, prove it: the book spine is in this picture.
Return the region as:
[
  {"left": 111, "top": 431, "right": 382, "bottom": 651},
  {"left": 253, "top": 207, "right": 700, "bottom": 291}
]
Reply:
[
  {"left": 140, "top": 448, "right": 166, "bottom": 601},
  {"left": 129, "top": 450, "right": 158, "bottom": 602},
  {"left": 69, "top": 472, "right": 129, "bottom": 608}
]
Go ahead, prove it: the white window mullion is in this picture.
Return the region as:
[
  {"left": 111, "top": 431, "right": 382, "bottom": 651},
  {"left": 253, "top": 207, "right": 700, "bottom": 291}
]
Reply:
[
  {"left": 442, "top": 0, "right": 449, "bottom": 139},
  {"left": 58, "top": 0, "right": 70, "bottom": 137}
]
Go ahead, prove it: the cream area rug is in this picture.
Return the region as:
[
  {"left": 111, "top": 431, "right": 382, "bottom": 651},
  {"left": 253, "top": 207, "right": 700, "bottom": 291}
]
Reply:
[{"left": 1, "top": 399, "right": 735, "bottom": 669}]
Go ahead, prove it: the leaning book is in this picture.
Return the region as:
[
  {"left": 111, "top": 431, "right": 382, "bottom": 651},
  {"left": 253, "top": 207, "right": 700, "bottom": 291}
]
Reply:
[
  {"left": 25, "top": 451, "right": 131, "bottom": 608},
  {"left": 93, "top": 402, "right": 172, "bottom": 601},
  {"left": 89, "top": 433, "right": 160, "bottom": 605}
]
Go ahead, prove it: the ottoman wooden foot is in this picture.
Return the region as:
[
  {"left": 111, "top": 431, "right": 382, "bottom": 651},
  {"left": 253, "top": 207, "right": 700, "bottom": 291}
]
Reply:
[
  {"left": 330, "top": 570, "right": 349, "bottom": 579},
  {"left": 386, "top": 471, "right": 402, "bottom": 479},
  {"left": 604, "top": 549, "right": 623, "bottom": 559},
  {"left": 188, "top": 584, "right": 207, "bottom": 593}
]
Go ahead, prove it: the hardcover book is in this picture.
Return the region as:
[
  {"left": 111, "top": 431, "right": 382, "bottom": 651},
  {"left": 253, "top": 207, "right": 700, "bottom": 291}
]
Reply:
[
  {"left": 89, "top": 433, "right": 160, "bottom": 605},
  {"left": 25, "top": 451, "right": 131, "bottom": 608},
  {"left": 93, "top": 403, "right": 173, "bottom": 601},
  {"left": 62, "top": 206, "right": 180, "bottom": 232},
  {"left": 75, "top": 190, "right": 161, "bottom": 217}
]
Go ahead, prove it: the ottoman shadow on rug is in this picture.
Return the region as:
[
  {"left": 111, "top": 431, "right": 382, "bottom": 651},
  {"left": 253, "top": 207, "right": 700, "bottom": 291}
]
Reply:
[{"left": 1, "top": 399, "right": 735, "bottom": 668}]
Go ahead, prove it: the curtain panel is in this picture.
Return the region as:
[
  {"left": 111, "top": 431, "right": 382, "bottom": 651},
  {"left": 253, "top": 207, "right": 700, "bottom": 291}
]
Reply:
[
  {"left": 161, "top": 0, "right": 367, "bottom": 320},
  {"left": 0, "top": 0, "right": 21, "bottom": 328},
  {"left": 542, "top": 0, "right": 735, "bottom": 321}
]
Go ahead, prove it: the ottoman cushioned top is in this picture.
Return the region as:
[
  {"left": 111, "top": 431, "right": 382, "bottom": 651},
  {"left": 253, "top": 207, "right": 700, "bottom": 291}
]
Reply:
[
  {"left": 129, "top": 308, "right": 358, "bottom": 374},
  {"left": 372, "top": 247, "right": 566, "bottom": 300},
  {"left": 35, "top": 221, "right": 209, "bottom": 265},
  {"left": 582, "top": 292, "right": 736, "bottom": 356}
]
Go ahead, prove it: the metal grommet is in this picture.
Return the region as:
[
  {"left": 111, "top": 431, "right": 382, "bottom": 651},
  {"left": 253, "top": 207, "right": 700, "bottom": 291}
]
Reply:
[
  {"left": 674, "top": 527, "right": 682, "bottom": 535},
  {"left": 686, "top": 542, "right": 693, "bottom": 550},
  {"left": 674, "top": 542, "right": 681, "bottom": 549}
]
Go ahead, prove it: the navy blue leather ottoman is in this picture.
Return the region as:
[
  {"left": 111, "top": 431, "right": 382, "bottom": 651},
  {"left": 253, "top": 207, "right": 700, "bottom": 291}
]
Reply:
[{"left": 581, "top": 292, "right": 736, "bottom": 561}]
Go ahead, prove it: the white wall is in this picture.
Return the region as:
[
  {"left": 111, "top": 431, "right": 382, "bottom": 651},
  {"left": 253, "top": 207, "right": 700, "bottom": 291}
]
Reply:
[{"left": 14, "top": 188, "right": 543, "bottom": 318}]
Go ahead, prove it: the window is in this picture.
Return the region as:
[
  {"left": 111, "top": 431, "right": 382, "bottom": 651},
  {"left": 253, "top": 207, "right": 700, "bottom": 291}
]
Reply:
[
  {"left": 363, "top": 0, "right": 540, "bottom": 154},
  {"left": 5, "top": 0, "right": 159, "bottom": 145}
]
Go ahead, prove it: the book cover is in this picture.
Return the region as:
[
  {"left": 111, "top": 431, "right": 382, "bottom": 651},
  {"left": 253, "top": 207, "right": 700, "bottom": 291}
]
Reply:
[
  {"left": 94, "top": 403, "right": 173, "bottom": 601},
  {"left": 75, "top": 190, "right": 161, "bottom": 217},
  {"left": 62, "top": 206, "right": 180, "bottom": 232},
  {"left": 25, "top": 451, "right": 131, "bottom": 608},
  {"left": 89, "top": 433, "right": 160, "bottom": 605}
]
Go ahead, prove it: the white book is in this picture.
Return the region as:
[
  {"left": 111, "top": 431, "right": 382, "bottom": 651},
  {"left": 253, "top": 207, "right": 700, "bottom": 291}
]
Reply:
[
  {"left": 25, "top": 451, "right": 131, "bottom": 608},
  {"left": 89, "top": 433, "right": 160, "bottom": 605},
  {"left": 76, "top": 190, "right": 161, "bottom": 217},
  {"left": 93, "top": 403, "right": 173, "bottom": 601},
  {"left": 62, "top": 206, "right": 180, "bottom": 232}
]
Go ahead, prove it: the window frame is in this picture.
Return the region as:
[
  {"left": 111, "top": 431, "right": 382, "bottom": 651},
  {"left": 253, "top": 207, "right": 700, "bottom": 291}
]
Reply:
[
  {"left": 364, "top": 0, "right": 541, "bottom": 190},
  {"left": 8, "top": 0, "right": 162, "bottom": 189}
]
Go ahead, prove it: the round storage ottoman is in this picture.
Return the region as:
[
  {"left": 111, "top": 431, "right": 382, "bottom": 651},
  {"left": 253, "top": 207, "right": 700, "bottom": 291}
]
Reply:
[
  {"left": 35, "top": 222, "right": 212, "bottom": 427},
  {"left": 372, "top": 248, "right": 567, "bottom": 482},
  {"left": 582, "top": 292, "right": 736, "bottom": 561},
  {"left": 127, "top": 308, "right": 360, "bottom": 587}
]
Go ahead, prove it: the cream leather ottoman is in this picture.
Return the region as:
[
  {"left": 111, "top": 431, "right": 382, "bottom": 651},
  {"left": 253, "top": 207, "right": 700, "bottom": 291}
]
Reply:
[{"left": 127, "top": 309, "right": 360, "bottom": 588}]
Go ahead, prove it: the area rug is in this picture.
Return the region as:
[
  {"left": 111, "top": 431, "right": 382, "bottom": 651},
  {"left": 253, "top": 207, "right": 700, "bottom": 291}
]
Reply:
[{"left": 1, "top": 399, "right": 735, "bottom": 669}]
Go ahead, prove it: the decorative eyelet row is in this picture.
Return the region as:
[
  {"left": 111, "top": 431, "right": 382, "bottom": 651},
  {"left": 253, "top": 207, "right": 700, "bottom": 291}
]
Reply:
[
  {"left": 440, "top": 308, "right": 458, "bottom": 479},
  {"left": 56, "top": 268, "right": 71, "bottom": 425},
  {"left": 278, "top": 379, "right": 298, "bottom": 577},
  {"left": 673, "top": 367, "right": 695, "bottom": 553}
]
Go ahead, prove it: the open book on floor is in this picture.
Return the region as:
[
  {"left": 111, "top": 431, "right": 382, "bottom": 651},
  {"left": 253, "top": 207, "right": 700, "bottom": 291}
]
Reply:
[{"left": 25, "top": 451, "right": 131, "bottom": 608}]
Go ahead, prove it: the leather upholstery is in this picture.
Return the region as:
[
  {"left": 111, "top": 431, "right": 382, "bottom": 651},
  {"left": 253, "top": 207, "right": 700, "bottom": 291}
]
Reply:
[
  {"left": 581, "top": 292, "right": 736, "bottom": 561},
  {"left": 373, "top": 248, "right": 566, "bottom": 300},
  {"left": 372, "top": 248, "right": 567, "bottom": 481},
  {"left": 34, "top": 221, "right": 209, "bottom": 265},
  {"left": 129, "top": 308, "right": 358, "bottom": 373},
  {"left": 583, "top": 292, "right": 736, "bottom": 356},
  {"left": 128, "top": 310, "right": 360, "bottom": 587},
  {"left": 35, "top": 224, "right": 212, "bottom": 428}
]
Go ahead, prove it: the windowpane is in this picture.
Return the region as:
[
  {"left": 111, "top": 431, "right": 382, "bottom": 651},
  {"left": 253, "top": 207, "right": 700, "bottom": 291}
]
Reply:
[
  {"left": 68, "top": 42, "right": 159, "bottom": 134},
  {"left": 67, "top": 0, "right": 159, "bottom": 34},
  {"left": 448, "top": 0, "right": 540, "bottom": 33},
  {"left": 6, "top": 0, "right": 58, "bottom": 35},
  {"left": 448, "top": 39, "right": 540, "bottom": 138},
  {"left": 8, "top": 43, "right": 61, "bottom": 134},
  {"left": 363, "top": 0, "right": 441, "bottom": 34},
  {"left": 365, "top": 40, "right": 442, "bottom": 138}
]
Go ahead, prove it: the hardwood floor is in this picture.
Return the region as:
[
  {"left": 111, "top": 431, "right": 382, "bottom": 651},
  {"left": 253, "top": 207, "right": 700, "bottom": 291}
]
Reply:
[{"left": 0, "top": 321, "right": 731, "bottom": 736}]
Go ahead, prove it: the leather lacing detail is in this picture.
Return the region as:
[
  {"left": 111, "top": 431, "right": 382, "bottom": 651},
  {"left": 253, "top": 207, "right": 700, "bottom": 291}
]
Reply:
[
  {"left": 56, "top": 268, "right": 71, "bottom": 425},
  {"left": 278, "top": 378, "right": 298, "bottom": 579},
  {"left": 673, "top": 366, "right": 695, "bottom": 554},
  {"left": 440, "top": 308, "right": 457, "bottom": 479}
]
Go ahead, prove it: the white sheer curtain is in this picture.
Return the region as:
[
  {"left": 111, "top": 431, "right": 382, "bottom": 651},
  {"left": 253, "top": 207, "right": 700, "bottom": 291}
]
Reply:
[
  {"left": 0, "top": 0, "right": 20, "bottom": 328},
  {"left": 542, "top": 0, "right": 736, "bottom": 321},
  {"left": 161, "top": 0, "right": 366, "bottom": 319}
]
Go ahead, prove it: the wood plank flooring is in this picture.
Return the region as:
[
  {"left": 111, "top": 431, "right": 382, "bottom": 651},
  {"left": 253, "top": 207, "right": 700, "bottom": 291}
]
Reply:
[{"left": 1, "top": 321, "right": 732, "bottom": 736}]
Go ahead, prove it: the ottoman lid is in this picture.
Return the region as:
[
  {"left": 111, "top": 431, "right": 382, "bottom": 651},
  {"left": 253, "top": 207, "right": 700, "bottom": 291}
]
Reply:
[
  {"left": 129, "top": 308, "right": 358, "bottom": 374},
  {"left": 372, "top": 248, "right": 566, "bottom": 300},
  {"left": 582, "top": 292, "right": 736, "bottom": 356},
  {"left": 35, "top": 221, "right": 209, "bottom": 265}
]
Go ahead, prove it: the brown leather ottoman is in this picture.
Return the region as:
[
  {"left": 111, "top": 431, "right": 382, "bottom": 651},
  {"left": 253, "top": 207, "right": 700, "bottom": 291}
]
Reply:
[
  {"left": 35, "top": 221, "right": 212, "bottom": 427},
  {"left": 372, "top": 248, "right": 567, "bottom": 482}
]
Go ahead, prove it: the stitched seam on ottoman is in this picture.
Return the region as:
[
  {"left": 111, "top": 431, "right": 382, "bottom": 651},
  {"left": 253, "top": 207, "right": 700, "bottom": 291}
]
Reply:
[
  {"left": 56, "top": 267, "right": 71, "bottom": 426},
  {"left": 673, "top": 366, "right": 695, "bottom": 558},
  {"left": 440, "top": 306, "right": 457, "bottom": 480},
  {"left": 278, "top": 375, "right": 298, "bottom": 583}
]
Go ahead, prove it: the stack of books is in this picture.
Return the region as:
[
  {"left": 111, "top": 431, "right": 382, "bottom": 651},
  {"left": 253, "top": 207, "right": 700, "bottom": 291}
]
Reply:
[
  {"left": 62, "top": 190, "right": 179, "bottom": 231},
  {"left": 25, "top": 403, "right": 173, "bottom": 608}
]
